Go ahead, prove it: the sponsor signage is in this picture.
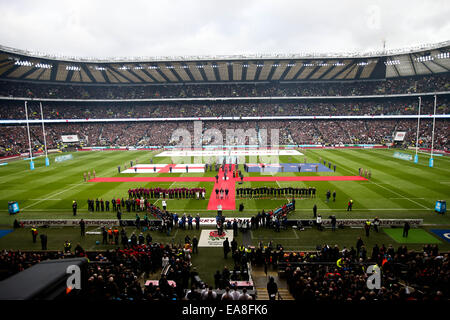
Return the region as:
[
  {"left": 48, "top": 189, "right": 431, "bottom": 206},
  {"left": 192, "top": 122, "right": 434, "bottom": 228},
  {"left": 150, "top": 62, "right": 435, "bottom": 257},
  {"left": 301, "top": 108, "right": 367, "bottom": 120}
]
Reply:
[
  {"left": 20, "top": 219, "right": 162, "bottom": 227},
  {"left": 19, "top": 218, "right": 421, "bottom": 228},
  {"left": 55, "top": 154, "right": 74, "bottom": 162},
  {"left": 198, "top": 229, "right": 234, "bottom": 247},
  {"left": 435, "top": 200, "right": 446, "bottom": 213},
  {"left": 198, "top": 218, "right": 250, "bottom": 225},
  {"left": 61, "top": 135, "right": 79, "bottom": 143},
  {"left": 286, "top": 218, "right": 422, "bottom": 227},
  {"left": 393, "top": 152, "right": 412, "bottom": 161},
  {"left": 430, "top": 229, "right": 450, "bottom": 243}
]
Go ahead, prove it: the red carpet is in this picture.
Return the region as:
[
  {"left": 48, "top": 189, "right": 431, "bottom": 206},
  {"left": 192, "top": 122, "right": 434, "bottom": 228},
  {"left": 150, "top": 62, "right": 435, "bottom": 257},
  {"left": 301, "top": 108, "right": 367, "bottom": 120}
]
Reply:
[
  {"left": 207, "top": 165, "right": 237, "bottom": 211},
  {"left": 88, "top": 177, "right": 215, "bottom": 182},
  {"left": 244, "top": 176, "right": 367, "bottom": 181}
]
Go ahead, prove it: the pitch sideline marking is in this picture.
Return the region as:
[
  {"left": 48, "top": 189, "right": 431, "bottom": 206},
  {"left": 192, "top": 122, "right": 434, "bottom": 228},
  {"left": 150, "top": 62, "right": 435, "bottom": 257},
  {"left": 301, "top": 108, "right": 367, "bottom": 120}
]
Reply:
[
  {"left": 318, "top": 154, "right": 431, "bottom": 209},
  {"left": 369, "top": 181, "right": 429, "bottom": 209},
  {"left": 22, "top": 183, "right": 84, "bottom": 210},
  {"left": 389, "top": 197, "right": 424, "bottom": 200}
]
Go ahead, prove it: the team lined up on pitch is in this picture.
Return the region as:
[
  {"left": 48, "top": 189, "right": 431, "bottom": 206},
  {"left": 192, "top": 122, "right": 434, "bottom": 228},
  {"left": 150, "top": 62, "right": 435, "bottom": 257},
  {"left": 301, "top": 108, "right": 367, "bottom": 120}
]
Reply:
[
  {"left": 236, "top": 186, "right": 317, "bottom": 198},
  {"left": 128, "top": 187, "right": 207, "bottom": 199}
]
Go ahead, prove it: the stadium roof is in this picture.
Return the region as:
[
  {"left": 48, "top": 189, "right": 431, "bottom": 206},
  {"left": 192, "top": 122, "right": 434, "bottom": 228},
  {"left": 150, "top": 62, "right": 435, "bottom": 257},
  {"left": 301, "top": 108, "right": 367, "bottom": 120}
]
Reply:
[{"left": 0, "top": 42, "right": 448, "bottom": 84}]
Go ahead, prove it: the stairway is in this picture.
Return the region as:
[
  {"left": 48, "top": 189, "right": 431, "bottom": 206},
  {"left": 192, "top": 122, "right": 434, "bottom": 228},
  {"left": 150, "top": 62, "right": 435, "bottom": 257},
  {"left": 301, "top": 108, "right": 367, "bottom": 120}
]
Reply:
[
  {"left": 255, "top": 287, "right": 294, "bottom": 300},
  {"left": 251, "top": 265, "right": 295, "bottom": 300}
]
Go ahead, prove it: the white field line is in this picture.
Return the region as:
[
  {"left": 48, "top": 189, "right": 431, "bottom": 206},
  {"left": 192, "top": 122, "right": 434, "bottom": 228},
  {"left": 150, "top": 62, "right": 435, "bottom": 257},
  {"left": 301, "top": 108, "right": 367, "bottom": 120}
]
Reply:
[
  {"left": 22, "top": 183, "right": 84, "bottom": 210},
  {"left": 324, "top": 156, "right": 431, "bottom": 209},
  {"left": 275, "top": 180, "right": 290, "bottom": 201},
  {"left": 152, "top": 180, "right": 182, "bottom": 206},
  {"left": 359, "top": 183, "right": 391, "bottom": 185},
  {"left": 389, "top": 197, "right": 425, "bottom": 200},
  {"left": 369, "top": 181, "right": 429, "bottom": 209},
  {"left": 169, "top": 229, "right": 179, "bottom": 239},
  {"left": 30, "top": 199, "right": 62, "bottom": 201}
]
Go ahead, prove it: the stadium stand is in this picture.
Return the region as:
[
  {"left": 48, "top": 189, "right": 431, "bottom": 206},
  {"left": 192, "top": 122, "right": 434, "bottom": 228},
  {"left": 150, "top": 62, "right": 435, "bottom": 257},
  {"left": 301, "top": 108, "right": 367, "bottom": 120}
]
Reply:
[
  {"left": 0, "top": 97, "right": 449, "bottom": 120},
  {"left": 0, "top": 71, "right": 448, "bottom": 157},
  {"left": 0, "top": 74, "right": 449, "bottom": 98},
  {"left": 0, "top": 44, "right": 449, "bottom": 301},
  {"left": 1, "top": 242, "right": 447, "bottom": 301},
  {"left": 0, "top": 119, "right": 448, "bottom": 157}
]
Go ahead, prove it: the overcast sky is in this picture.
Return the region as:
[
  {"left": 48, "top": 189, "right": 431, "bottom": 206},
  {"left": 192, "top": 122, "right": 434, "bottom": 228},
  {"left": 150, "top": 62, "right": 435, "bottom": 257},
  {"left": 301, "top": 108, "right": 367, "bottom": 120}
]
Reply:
[{"left": 0, "top": 0, "right": 449, "bottom": 58}]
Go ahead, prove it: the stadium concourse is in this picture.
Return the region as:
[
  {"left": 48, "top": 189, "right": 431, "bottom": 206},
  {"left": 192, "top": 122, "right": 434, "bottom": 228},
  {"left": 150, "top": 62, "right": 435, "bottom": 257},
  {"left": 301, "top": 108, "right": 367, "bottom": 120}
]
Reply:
[{"left": 0, "top": 44, "right": 449, "bottom": 302}]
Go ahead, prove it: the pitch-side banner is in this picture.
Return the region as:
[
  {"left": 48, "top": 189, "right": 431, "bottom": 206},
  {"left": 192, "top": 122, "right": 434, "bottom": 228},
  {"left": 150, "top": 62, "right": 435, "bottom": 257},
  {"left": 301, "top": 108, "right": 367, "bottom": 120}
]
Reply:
[
  {"left": 19, "top": 218, "right": 421, "bottom": 227},
  {"left": 198, "top": 229, "right": 234, "bottom": 247},
  {"left": 286, "top": 218, "right": 422, "bottom": 227},
  {"left": 20, "top": 219, "right": 161, "bottom": 227},
  {"left": 61, "top": 134, "right": 79, "bottom": 143},
  {"left": 19, "top": 218, "right": 248, "bottom": 227}
]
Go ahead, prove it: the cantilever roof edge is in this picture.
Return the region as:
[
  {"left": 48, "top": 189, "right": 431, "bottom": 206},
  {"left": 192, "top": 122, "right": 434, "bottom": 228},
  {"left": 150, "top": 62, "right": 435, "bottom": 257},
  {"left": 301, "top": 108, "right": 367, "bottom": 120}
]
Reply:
[{"left": 1, "top": 41, "right": 449, "bottom": 63}]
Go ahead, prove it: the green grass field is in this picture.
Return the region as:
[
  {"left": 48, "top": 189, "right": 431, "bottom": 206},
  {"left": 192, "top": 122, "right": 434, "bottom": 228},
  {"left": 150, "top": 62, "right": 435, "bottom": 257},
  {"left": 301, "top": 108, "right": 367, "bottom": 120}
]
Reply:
[
  {"left": 1, "top": 148, "right": 449, "bottom": 221},
  {"left": 0, "top": 148, "right": 449, "bottom": 258}
]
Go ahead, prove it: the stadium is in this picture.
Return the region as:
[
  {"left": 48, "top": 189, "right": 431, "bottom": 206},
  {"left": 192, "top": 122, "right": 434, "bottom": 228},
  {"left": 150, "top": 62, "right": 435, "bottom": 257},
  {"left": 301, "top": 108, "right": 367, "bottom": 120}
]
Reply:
[{"left": 0, "top": 5, "right": 449, "bottom": 305}]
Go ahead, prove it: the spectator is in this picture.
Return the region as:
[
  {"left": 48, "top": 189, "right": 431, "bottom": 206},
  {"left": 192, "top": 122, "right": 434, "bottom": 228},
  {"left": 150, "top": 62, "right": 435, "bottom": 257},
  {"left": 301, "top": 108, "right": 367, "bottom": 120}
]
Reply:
[{"left": 267, "top": 277, "right": 278, "bottom": 300}]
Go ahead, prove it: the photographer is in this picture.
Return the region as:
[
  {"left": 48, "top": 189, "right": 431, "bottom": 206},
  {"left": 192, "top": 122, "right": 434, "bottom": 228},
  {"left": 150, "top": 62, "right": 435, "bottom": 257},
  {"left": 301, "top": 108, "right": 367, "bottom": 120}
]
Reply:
[{"left": 316, "top": 214, "right": 323, "bottom": 231}]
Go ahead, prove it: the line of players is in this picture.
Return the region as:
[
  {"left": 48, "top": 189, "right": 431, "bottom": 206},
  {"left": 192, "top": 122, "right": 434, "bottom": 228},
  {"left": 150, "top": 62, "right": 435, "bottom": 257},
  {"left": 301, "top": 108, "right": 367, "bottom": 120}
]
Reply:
[
  {"left": 236, "top": 186, "right": 316, "bottom": 198},
  {"left": 128, "top": 187, "right": 206, "bottom": 199},
  {"left": 358, "top": 167, "right": 372, "bottom": 179},
  {"left": 87, "top": 196, "right": 171, "bottom": 213}
]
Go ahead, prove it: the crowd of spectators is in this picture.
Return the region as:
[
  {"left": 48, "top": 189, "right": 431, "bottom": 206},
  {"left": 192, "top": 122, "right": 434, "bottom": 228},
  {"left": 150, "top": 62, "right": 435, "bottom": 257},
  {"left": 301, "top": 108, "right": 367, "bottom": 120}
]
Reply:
[
  {"left": 0, "top": 230, "right": 254, "bottom": 301},
  {"left": 0, "top": 119, "right": 448, "bottom": 156},
  {"left": 1, "top": 240, "right": 447, "bottom": 301},
  {"left": 253, "top": 242, "right": 448, "bottom": 301},
  {"left": 0, "top": 97, "right": 448, "bottom": 120},
  {"left": 0, "top": 236, "right": 193, "bottom": 300},
  {"left": 0, "top": 74, "right": 448, "bottom": 156},
  {"left": 0, "top": 74, "right": 448, "bottom": 99},
  {"left": 289, "top": 244, "right": 447, "bottom": 301}
]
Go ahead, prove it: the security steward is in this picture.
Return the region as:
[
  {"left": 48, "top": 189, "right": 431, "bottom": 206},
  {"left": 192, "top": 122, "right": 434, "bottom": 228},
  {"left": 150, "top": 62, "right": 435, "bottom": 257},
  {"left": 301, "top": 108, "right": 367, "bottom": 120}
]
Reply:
[
  {"left": 31, "top": 225, "right": 38, "bottom": 243},
  {"left": 72, "top": 200, "right": 77, "bottom": 216},
  {"left": 64, "top": 240, "right": 72, "bottom": 253}
]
